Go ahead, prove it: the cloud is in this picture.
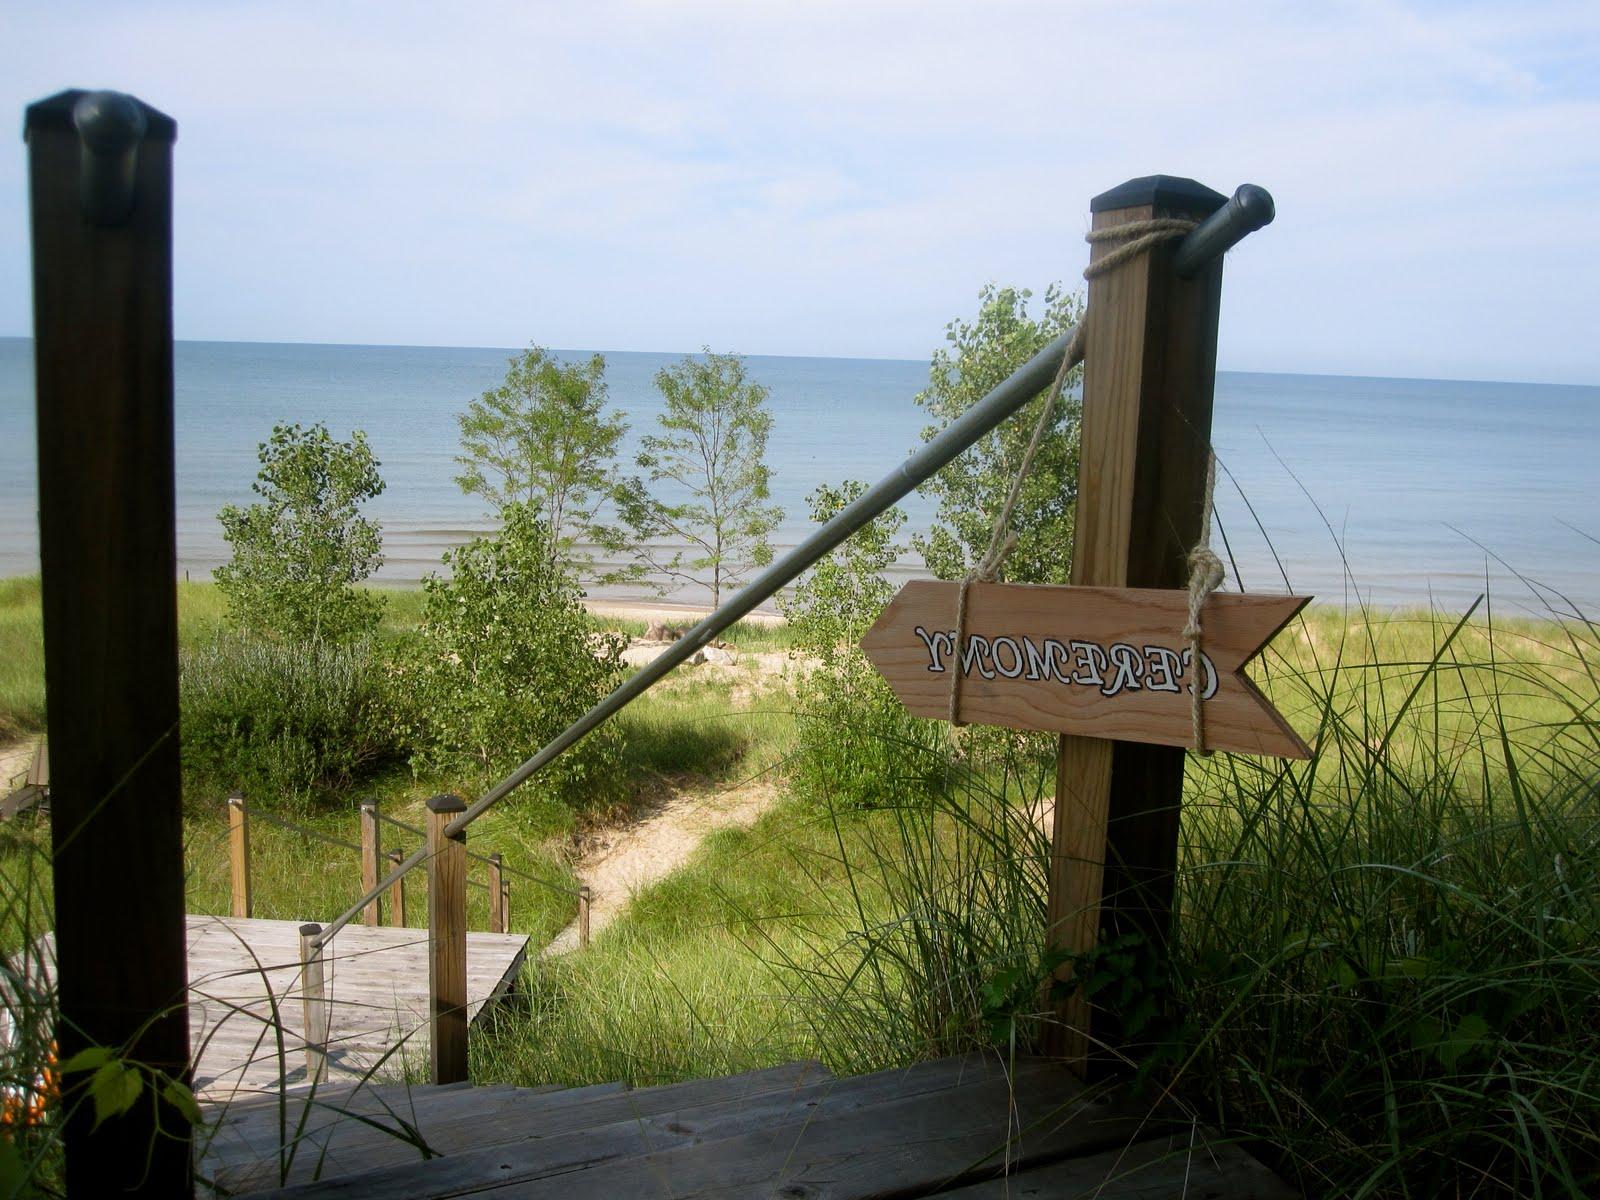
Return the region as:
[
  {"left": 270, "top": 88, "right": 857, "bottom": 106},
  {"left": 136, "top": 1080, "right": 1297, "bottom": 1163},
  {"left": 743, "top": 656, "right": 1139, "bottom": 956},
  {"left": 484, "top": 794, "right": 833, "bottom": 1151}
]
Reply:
[{"left": 1, "top": 0, "right": 1595, "bottom": 381}]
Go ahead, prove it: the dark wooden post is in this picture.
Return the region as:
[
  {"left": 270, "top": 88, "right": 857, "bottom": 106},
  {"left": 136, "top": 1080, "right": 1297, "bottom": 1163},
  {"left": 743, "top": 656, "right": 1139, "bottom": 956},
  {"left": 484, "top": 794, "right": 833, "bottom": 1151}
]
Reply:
[
  {"left": 26, "top": 89, "right": 191, "bottom": 1196},
  {"left": 228, "top": 793, "right": 252, "bottom": 919},
  {"left": 578, "top": 885, "right": 592, "bottom": 949},
  {"left": 1045, "top": 175, "right": 1228, "bottom": 1073},
  {"left": 387, "top": 848, "right": 406, "bottom": 928},
  {"left": 359, "top": 801, "right": 381, "bottom": 926},
  {"left": 501, "top": 881, "right": 511, "bottom": 932},
  {"left": 487, "top": 853, "right": 505, "bottom": 933},
  {"left": 426, "top": 794, "right": 469, "bottom": 1084},
  {"left": 299, "top": 923, "right": 329, "bottom": 1084}
]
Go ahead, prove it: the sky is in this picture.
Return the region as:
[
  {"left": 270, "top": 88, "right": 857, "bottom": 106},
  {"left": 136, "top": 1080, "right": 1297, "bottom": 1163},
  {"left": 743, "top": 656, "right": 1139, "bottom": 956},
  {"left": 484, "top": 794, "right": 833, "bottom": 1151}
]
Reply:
[{"left": 2, "top": 1, "right": 1597, "bottom": 383}]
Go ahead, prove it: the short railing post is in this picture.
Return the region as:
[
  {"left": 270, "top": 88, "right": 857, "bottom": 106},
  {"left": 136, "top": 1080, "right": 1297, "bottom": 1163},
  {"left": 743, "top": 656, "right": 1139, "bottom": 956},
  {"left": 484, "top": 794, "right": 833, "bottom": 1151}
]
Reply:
[
  {"left": 228, "top": 793, "right": 252, "bottom": 919},
  {"left": 487, "top": 853, "right": 505, "bottom": 933},
  {"left": 387, "top": 848, "right": 406, "bottom": 928},
  {"left": 501, "top": 881, "right": 511, "bottom": 932},
  {"left": 579, "top": 885, "right": 592, "bottom": 949},
  {"left": 426, "top": 795, "right": 469, "bottom": 1084},
  {"left": 359, "top": 800, "right": 381, "bottom": 926},
  {"left": 298, "top": 923, "right": 328, "bottom": 1084}
]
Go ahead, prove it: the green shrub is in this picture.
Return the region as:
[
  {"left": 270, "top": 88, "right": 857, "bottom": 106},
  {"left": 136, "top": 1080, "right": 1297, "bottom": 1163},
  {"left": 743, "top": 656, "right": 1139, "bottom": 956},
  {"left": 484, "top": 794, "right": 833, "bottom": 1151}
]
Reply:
[
  {"left": 180, "top": 633, "right": 409, "bottom": 807},
  {"left": 783, "top": 482, "right": 946, "bottom": 810},
  {"left": 400, "top": 503, "right": 627, "bottom": 814},
  {"left": 215, "top": 421, "right": 387, "bottom": 643}
]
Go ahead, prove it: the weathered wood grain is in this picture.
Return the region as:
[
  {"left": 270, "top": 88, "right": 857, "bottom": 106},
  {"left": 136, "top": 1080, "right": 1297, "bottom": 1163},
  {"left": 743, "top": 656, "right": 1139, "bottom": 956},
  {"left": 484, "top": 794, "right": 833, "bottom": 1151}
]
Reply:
[
  {"left": 206, "top": 1063, "right": 827, "bottom": 1194},
  {"left": 426, "top": 795, "right": 470, "bottom": 1084},
  {"left": 862, "top": 581, "right": 1309, "bottom": 757},
  {"left": 265, "top": 1054, "right": 1074, "bottom": 1198},
  {"left": 35, "top": 915, "right": 527, "bottom": 1102},
  {"left": 934, "top": 1128, "right": 1298, "bottom": 1198}
]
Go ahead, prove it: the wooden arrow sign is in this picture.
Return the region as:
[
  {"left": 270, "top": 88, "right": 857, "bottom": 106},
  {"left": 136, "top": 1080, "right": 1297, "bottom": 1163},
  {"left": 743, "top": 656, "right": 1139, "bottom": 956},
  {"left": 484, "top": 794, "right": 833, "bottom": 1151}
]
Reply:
[{"left": 861, "top": 580, "right": 1311, "bottom": 759}]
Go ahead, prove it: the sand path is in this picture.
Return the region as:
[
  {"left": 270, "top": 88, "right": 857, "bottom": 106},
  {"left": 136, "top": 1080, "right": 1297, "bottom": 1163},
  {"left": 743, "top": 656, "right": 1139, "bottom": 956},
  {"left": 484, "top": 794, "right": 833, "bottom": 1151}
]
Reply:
[{"left": 543, "top": 774, "right": 779, "bottom": 956}]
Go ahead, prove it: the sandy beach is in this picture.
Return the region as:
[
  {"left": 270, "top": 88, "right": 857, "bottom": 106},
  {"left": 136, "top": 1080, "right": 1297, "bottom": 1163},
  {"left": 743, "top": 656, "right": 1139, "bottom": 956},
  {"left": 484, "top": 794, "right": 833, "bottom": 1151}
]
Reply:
[{"left": 582, "top": 596, "right": 785, "bottom": 627}]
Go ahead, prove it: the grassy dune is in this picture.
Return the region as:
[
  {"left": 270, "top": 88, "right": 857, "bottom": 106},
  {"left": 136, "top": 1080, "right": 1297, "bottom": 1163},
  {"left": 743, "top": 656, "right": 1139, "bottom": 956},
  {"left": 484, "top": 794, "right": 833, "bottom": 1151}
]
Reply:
[
  {"left": 476, "top": 595, "right": 1600, "bottom": 1197},
  {"left": 4, "top": 576, "right": 1597, "bottom": 1195}
]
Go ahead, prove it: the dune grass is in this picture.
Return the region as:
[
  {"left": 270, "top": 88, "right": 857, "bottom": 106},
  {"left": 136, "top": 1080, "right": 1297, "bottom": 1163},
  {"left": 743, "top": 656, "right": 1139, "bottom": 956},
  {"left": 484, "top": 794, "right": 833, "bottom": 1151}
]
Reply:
[{"left": 474, "top": 594, "right": 1600, "bottom": 1198}]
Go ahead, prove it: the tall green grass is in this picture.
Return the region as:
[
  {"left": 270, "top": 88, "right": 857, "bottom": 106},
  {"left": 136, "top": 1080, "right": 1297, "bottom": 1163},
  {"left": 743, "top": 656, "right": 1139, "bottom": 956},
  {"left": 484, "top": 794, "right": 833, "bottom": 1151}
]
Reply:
[
  {"left": 477, "top": 596, "right": 1600, "bottom": 1197},
  {"left": 0, "top": 579, "right": 45, "bottom": 740}
]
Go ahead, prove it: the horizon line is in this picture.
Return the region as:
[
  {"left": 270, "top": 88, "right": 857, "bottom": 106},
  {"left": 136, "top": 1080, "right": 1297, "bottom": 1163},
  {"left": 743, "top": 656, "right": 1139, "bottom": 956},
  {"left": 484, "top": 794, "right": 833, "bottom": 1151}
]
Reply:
[{"left": 0, "top": 332, "right": 1594, "bottom": 393}]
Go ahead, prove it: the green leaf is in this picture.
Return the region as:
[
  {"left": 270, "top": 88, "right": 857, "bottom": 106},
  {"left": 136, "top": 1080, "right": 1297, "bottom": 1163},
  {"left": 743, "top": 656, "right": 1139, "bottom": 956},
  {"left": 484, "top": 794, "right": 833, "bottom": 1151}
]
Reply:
[
  {"left": 161, "top": 1078, "right": 204, "bottom": 1127},
  {"left": 0, "top": 1136, "right": 29, "bottom": 1196},
  {"left": 59, "top": 1045, "right": 115, "bottom": 1074},
  {"left": 89, "top": 1060, "right": 144, "bottom": 1129}
]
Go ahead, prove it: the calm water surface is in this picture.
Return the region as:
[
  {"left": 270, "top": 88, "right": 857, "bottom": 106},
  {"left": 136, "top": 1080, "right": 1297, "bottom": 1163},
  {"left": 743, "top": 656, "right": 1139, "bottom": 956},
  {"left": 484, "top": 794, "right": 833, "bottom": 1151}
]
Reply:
[{"left": 1, "top": 337, "right": 1594, "bottom": 615}]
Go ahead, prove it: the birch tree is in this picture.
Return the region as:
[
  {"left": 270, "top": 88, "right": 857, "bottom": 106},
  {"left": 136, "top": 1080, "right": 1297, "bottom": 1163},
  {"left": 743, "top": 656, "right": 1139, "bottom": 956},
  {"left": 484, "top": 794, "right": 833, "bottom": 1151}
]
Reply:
[
  {"left": 455, "top": 345, "right": 626, "bottom": 572},
  {"left": 617, "top": 350, "right": 782, "bottom": 607}
]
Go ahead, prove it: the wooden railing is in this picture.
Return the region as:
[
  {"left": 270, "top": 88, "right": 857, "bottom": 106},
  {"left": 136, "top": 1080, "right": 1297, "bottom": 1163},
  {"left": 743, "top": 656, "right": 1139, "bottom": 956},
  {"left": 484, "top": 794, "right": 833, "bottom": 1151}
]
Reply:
[{"left": 223, "top": 793, "right": 591, "bottom": 1084}]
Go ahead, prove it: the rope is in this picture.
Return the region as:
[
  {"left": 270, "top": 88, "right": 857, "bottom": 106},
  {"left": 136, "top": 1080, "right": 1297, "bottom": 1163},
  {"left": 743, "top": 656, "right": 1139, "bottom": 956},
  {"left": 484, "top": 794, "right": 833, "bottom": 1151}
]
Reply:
[
  {"left": 246, "top": 807, "right": 364, "bottom": 855},
  {"left": 1180, "top": 453, "right": 1224, "bottom": 754},
  {"left": 946, "top": 215, "right": 1197, "bottom": 727}
]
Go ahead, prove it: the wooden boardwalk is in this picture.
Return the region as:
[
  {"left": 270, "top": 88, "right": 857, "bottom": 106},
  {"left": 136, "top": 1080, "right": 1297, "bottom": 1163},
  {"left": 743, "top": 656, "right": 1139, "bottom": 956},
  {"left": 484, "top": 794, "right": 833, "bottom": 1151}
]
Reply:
[
  {"left": 39, "top": 915, "right": 528, "bottom": 1101},
  {"left": 211, "top": 1053, "right": 1295, "bottom": 1198}
]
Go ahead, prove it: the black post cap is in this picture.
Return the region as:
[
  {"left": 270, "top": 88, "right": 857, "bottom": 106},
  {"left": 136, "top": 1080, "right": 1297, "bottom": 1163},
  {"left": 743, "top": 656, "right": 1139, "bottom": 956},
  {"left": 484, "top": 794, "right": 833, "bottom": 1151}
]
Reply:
[
  {"left": 1090, "top": 174, "right": 1226, "bottom": 215},
  {"left": 23, "top": 88, "right": 176, "bottom": 143}
]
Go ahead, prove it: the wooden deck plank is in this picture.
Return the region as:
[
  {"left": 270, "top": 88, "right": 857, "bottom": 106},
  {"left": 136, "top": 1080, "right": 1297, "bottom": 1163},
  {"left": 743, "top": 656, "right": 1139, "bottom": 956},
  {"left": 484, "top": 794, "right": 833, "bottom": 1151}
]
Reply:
[
  {"left": 266, "top": 1055, "right": 1140, "bottom": 1199},
  {"left": 36, "top": 915, "right": 529, "bottom": 1101},
  {"left": 935, "top": 1131, "right": 1297, "bottom": 1198},
  {"left": 208, "top": 1063, "right": 829, "bottom": 1195}
]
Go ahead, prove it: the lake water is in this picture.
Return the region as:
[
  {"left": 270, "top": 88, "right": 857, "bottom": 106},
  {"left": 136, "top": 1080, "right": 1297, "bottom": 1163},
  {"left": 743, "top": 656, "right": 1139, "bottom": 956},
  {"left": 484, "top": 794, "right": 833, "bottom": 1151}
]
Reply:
[{"left": 1, "top": 337, "right": 1595, "bottom": 616}]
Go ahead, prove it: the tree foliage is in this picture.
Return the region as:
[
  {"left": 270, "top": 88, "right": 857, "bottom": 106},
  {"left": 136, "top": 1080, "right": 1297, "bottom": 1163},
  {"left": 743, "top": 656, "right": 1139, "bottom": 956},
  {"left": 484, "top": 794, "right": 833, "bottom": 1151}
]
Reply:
[
  {"left": 455, "top": 345, "right": 626, "bottom": 572},
  {"left": 616, "top": 350, "right": 782, "bottom": 607},
  {"left": 215, "top": 421, "right": 386, "bottom": 642},
  {"left": 401, "top": 502, "right": 626, "bottom": 809},
  {"left": 913, "top": 284, "right": 1084, "bottom": 584}
]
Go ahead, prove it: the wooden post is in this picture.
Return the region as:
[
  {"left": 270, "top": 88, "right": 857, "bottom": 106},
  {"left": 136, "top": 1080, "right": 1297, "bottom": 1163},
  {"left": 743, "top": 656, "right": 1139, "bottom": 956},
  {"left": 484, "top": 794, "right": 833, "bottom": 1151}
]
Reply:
[
  {"left": 228, "top": 793, "right": 252, "bottom": 919},
  {"left": 501, "top": 881, "right": 511, "bottom": 932},
  {"left": 487, "top": 853, "right": 505, "bottom": 933},
  {"left": 426, "top": 794, "right": 469, "bottom": 1084},
  {"left": 359, "top": 801, "right": 381, "bottom": 926},
  {"left": 387, "top": 848, "right": 406, "bottom": 928},
  {"left": 298, "top": 924, "right": 329, "bottom": 1085},
  {"left": 579, "top": 885, "right": 592, "bottom": 949},
  {"left": 26, "top": 89, "right": 191, "bottom": 1196},
  {"left": 1045, "top": 175, "right": 1228, "bottom": 1073}
]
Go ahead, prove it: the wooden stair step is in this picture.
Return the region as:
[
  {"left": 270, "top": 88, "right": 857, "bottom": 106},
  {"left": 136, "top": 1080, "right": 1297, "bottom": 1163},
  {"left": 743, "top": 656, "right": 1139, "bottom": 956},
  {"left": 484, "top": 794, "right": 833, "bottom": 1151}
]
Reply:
[
  {"left": 268, "top": 1054, "right": 1066, "bottom": 1198},
  {"left": 208, "top": 1063, "right": 824, "bottom": 1194},
  {"left": 934, "top": 1129, "right": 1297, "bottom": 1198}
]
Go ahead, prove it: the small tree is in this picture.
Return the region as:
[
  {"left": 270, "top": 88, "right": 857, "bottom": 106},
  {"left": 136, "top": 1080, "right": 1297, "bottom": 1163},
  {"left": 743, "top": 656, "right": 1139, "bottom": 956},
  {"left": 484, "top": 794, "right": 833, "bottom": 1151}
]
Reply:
[
  {"left": 215, "top": 421, "right": 385, "bottom": 642},
  {"left": 913, "top": 284, "right": 1084, "bottom": 584},
  {"left": 403, "top": 503, "right": 626, "bottom": 809},
  {"left": 455, "top": 345, "right": 627, "bottom": 571},
  {"left": 617, "top": 349, "right": 782, "bottom": 607}
]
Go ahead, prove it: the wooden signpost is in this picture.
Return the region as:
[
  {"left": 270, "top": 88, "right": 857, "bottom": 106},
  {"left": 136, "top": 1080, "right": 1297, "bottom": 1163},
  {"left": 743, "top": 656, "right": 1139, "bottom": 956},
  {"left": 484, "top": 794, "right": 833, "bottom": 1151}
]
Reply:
[
  {"left": 863, "top": 174, "right": 1305, "bottom": 1076},
  {"left": 863, "top": 581, "right": 1309, "bottom": 758}
]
